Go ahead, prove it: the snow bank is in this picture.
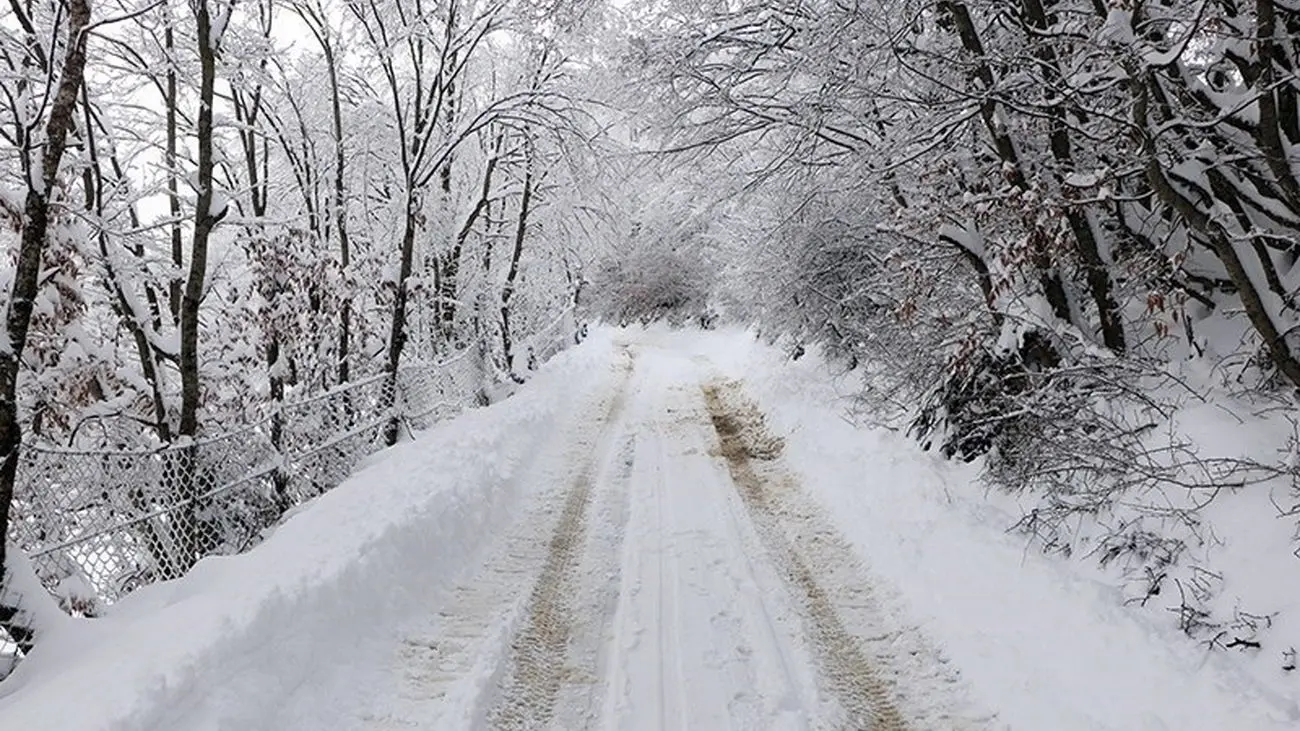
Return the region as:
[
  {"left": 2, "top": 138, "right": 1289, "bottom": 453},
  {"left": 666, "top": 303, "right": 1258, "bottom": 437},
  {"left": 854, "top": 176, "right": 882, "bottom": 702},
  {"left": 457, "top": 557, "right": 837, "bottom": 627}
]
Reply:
[
  {"left": 645, "top": 326, "right": 1300, "bottom": 730},
  {"left": 0, "top": 332, "right": 621, "bottom": 731}
]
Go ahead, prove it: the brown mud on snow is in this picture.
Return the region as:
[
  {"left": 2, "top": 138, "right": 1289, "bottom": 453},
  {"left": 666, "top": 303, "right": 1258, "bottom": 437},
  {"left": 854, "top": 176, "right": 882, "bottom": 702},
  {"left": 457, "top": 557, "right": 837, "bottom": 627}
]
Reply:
[{"left": 703, "top": 378, "right": 912, "bottom": 731}]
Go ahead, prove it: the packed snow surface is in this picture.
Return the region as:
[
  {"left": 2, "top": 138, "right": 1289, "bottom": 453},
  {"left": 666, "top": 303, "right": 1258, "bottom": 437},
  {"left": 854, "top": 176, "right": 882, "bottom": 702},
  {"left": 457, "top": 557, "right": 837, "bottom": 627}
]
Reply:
[{"left": 0, "top": 327, "right": 1296, "bottom": 730}]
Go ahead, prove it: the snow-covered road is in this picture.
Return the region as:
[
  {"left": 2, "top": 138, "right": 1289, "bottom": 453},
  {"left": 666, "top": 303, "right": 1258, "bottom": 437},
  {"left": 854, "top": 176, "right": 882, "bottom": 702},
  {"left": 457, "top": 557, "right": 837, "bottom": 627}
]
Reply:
[
  {"left": 347, "top": 342, "right": 988, "bottom": 730},
  {"left": 3, "top": 329, "right": 1297, "bottom": 730}
]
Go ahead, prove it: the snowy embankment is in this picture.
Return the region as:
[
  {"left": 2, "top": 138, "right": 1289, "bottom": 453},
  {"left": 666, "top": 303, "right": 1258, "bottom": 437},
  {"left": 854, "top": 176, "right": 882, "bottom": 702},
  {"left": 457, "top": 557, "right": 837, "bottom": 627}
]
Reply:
[
  {"left": 647, "top": 327, "right": 1300, "bottom": 730},
  {"left": 0, "top": 333, "right": 621, "bottom": 731}
]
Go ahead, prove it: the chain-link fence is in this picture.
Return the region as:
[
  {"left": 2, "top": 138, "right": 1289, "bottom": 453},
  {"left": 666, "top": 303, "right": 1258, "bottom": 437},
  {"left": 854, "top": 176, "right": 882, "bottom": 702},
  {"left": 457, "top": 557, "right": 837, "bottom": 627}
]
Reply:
[{"left": 5, "top": 314, "right": 576, "bottom": 617}]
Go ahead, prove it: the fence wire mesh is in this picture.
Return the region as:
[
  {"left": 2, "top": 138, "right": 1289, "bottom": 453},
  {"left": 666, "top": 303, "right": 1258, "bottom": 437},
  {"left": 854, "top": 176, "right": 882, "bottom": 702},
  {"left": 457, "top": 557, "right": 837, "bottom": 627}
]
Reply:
[{"left": 5, "top": 315, "right": 575, "bottom": 620}]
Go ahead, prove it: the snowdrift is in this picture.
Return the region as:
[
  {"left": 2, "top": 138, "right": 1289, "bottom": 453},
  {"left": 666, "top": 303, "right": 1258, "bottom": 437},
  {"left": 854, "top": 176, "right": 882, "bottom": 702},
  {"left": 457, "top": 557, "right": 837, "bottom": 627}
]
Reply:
[{"left": 0, "top": 333, "right": 621, "bottom": 731}]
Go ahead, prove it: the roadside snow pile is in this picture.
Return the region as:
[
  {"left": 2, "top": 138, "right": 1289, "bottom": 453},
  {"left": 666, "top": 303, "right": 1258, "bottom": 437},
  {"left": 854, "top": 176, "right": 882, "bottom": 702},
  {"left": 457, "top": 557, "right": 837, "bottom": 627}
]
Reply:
[
  {"left": 0, "top": 332, "right": 620, "bottom": 731},
  {"left": 640, "top": 325, "right": 1300, "bottom": 730}
]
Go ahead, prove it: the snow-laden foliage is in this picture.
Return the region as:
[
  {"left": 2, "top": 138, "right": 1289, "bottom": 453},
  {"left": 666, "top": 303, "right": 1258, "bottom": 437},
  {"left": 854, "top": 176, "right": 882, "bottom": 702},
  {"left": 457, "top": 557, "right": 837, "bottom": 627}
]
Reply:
[
  {"left": 8, "top": 0, "right": 1300, "bottom": 683},
  {"left": 616, "top": 0, "right": 1300, "bottom": 663},
  {"left": 583, "top": 178, "right": 719, "bottom": 326},
  {"left": 587, "top": 243, "right": 713, "bottom": 326},
  {"left": 0, "top": 0, "right": 608, "bottom": 655}
]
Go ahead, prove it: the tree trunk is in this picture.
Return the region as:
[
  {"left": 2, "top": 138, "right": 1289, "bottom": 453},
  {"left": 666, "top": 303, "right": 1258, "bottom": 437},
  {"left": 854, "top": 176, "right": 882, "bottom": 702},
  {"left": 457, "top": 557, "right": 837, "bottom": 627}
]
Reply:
[
  {"left": 501, "top": 141, "right": 535, "bottom": 379},
  {"left": 171, "top": 0, "right": 221, "bottom": 571},
  {"left": 325, "top": 38, "right": 353, "bottom": 386},
  {"left": 1133, "top": 72, "right": 1300, "bottom": 388},
  {"left": 939, "top": 0, "right": 1074, "bottom": 327},
  {"left": 383, "top": 197, "right": 420, "bottom": 445},
  {"left": 446, "top": 133, "right": 502, "bottom": 347},
  {"left": 166, "top": 14, "right": 184, "bottom": 326},
  {"left": 180, "top": 0, "right": 219, "bottom": 439},
  {"left": 82, "top": 87, "right": 172, "bottom": 445},
  {"left": 436, "top": 51, "right": 460, "bottom": 343},
  {"left": 1020, "top": 0, "right": 1126, "bottom": 353},
  {"left": 0, "top": 0, "right": 92, "bottom": 652}
]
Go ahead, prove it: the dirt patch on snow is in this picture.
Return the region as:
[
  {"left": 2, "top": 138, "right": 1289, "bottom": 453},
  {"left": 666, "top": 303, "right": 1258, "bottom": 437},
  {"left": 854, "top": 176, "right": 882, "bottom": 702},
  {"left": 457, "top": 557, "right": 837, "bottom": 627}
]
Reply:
[
  {"left": 703, "top": 379, "right": 786, "bottom": 461},
  {"left": 703, "top": 379, "right": 911, "bottom": 731}
]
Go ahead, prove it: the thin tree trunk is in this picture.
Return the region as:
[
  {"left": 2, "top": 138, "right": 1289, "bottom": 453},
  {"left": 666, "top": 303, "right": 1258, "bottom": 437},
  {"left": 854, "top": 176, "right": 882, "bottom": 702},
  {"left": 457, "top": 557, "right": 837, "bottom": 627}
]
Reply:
[
  {"left": 501, "top": 142, "right": 535, "bottom": 380},
  {"left": 1133, "top": 72, "right": 1300, "bottom": 387},
  {"left": 436, "top": 63, "right": 459, "bottom": 343},
  {"left": 180, "top": 0, "right": 219, "bottom": 439},
  {"left": 383, "top": 197, "right": 420, "bottom": 445},
  {"left": 172, "top": 0, "right": 221, "bottom": 570},
  {"left": 106, "top": 153, "right": 166, "bottom": 331},
  {"left": 1020, "top": 0, "right": 1126, "bottom": 352},
  {"left": 477, "top": 181, "right": 501, "bottom": 376},
  {"left": 325, "top": 38, "right": 352, "bottom": 386},
  {"left": 79, "top": 102, "right": 179, "bottom": 571},
  {"left": 447, "top": 132, "right": 502, "bottom": 347},
  {"left": 81, "top": 87, "right": 172, "bottom": 444},
  {"left": 234, "top": 3, "right": 289, "bottom": 507},
  {"left": 166, "top": 15, "right": 183, "bottom": 325},
  {"left": 939, "top": 0, "right": 1074, "bottom": 326}
]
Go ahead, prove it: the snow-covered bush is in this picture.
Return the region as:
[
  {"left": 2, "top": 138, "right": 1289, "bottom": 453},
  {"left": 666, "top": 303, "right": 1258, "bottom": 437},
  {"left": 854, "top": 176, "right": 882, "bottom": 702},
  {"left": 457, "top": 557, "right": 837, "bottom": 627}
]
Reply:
[{"left": 585, "top": 240, "right": 714, "bottom": 326}]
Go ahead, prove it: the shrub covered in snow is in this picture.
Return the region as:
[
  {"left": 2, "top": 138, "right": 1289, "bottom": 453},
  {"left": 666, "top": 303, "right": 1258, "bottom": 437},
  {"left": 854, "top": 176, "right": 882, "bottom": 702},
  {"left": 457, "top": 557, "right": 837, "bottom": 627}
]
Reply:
[{"left": 585, "top": 238, "right": 714, "bottom": 327}]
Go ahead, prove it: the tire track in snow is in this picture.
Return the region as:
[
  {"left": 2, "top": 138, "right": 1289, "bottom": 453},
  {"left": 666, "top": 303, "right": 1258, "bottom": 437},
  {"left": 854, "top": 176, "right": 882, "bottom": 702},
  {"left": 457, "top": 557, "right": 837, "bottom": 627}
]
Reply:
[
  {"left": 354, "top": 351, "right": 634, "bottom": 730},
  {"left": 703, "top": 380, "right": 907, "bottom": 730},
  {"left": 598, "top": 374, "right": 821, "bottom": 730},
  {"left": 487, "top": 352, "right": 634, "bottom": 730},
  {"left": 550, "top": 429, "right": 636, "bottom": 729},
  {"left": 703, "top": 379, "right": 999, "bottom": 731}
]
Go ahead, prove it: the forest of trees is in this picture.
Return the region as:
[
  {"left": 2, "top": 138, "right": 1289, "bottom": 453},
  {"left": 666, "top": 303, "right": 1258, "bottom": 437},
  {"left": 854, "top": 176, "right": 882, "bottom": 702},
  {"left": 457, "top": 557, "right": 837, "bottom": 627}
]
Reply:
[
  {"left": 0, "top": 0, "right": 618, "bottom": 652},
  {"left": 614, "top": 0, "right": 1300, "bottom": 652},
  {"left": 5, "top": 0, "right": 1300, "bottom": 664}
]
